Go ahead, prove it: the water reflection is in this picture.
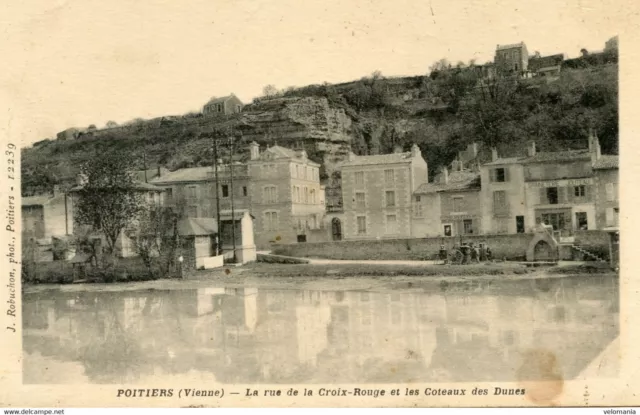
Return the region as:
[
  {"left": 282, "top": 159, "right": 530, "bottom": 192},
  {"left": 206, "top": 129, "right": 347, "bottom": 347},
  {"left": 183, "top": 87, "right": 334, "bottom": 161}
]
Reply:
[{"left": 23, "top": 275, "right": 619, "bottom": 384}]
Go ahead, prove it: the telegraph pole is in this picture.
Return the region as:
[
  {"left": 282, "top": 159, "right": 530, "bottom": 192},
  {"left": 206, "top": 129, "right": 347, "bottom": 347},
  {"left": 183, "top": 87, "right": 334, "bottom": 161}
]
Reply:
[
  {"left": 211, "top": 130, "right": 222, "bottom": 255},
  {"left": 227, "top": 131, "right": 240, "bottom": 263}
]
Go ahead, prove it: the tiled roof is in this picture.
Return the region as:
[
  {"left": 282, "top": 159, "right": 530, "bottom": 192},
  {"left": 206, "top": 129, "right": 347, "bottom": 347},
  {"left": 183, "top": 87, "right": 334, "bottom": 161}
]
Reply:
[
  {"left": 520, "top": 150, "right": 591, "bottom": 164},
  {"left": 176, "top": 218, "right": 218, "bottom": 236},
  {"left": 341, "top": 152, "right": 413, "bottom": 167},
  {"left": 205, "top": 95, "right": 236, "bottom": 106},
  {"left": 131, "top": 167, "right": 170, "bottom": 182},
  {"left": 69, "top": 180, "right": 163, "bottom": 192},
  {"left": 415, "top": 171, "right": 481, "bottom": 194},
  {"left": 592, "top": 155, "right": 618, "bottom": 170},
  {"left": 263, "top": 145, "right": 297, "bottom": 159},
  {"left": 22, "top": 195, "right": 54, "bottom": 207},
  {"left": 151, "top": 167, "right": 213, "bottom": 183},
  {"left": 483, "top": 157, "right": 525, "bottom": 166}
]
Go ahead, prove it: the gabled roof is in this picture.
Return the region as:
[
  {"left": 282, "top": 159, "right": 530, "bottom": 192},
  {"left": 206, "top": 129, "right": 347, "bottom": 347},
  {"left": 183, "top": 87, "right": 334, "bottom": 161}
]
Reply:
[
  {"left": 22, "top": 195, "right": 55, "bottom": 207},
  {"left": 415, "top": 171, "right": 480, "bottom": 194},
  {"left": 176, "top": 218, "right": 218, "bottom": 236},
  {"left": 205, "top": 94, "right": 240, "bottom": 106},
  {"left": 592, "top": 155, "right": 618, "bottom": 170},
  {"left": 520, "top": 149, "right": 591, "bottom": 164},
  {"left": 151, "top": 167, "right": 213, "bottom": 183},
  {"left": 69, "top": 180, "right": 163, "bottom": 193},
  {"left": 341, "top": 152, "right": 414, "bottom": 167}
]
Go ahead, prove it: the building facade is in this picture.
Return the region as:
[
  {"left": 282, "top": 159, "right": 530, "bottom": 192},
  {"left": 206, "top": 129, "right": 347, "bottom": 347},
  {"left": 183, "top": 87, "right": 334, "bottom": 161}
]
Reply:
[
  {"left": 412, "top": 168, "right": 482, "bottom": 238},
  {"left": 202, "top": 94, "right": 244, "bottom": 117},
  {"left": 247, "top": 144, "right": 326, "bottom": 247},
  {"left": 338, "top": 144, "right": 428, "bottom": 240},
  {"left": 592, "top": 153, "right": 619, "bottom": 229},
  {"left": 22, "top": 188, "right": 73, "bottom": 243},
  {"left": 494, "top": 42, "right": 529, "bottom": 75}
]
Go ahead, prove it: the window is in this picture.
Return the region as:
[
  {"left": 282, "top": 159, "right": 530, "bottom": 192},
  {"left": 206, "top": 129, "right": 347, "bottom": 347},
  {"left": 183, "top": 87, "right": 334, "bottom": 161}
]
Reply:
[
  {"left": 414, "top": 199, "right": 423, "bottom": 217},
  {"left": 295, "top": 186, "right": 300, "bottom": 203},
  {"left": 605, "top": 208, "right": 615, "bottom": 226},
  {"left": 452, "top": 197, "right": 464, "bottom": 212},
  {"left": 187, "top": 185, "right": 198, "bottom": 199},
  {"left": 296, "top": 165, "right": 300, "bottom": 178},
  {"left": 264, "top": 186, "right": 277, "bottom": 204},
  {"left": 187, "top": 206, "right": 198, "bottom": 217},
  {"left": 304, "top": 187, "right": 309, "bottom": 204},
  {"left": 355, "top": 192, "right": 365, "bottom": 209},
  {"left": 416, "top": 196, "right": 421, "bottom": 202},
  {"left": 292, "top": 186, "right": 297, "bottom": 202},
  {"left": 355, "top": 171, "right": 364, "bottom": 186},
  {"left": 310, "top": 189, "right": 316, "bottom": 204},
  {"left": 264, "top": 212, "right": 278, "bottom": 231},
  {"left": 386, "top": 215, "right": 398, "bottom": 234},
  {"left": 463, "top": 219, "right": 473, "bottom": 234},
  {"left": 221, "top": 185, "right": 229, "bottom": 198},
  {"left": 165, "top": 188, "right": 173, "bottom": 200},
  {"left": 384, "top": 169, "right": 394, "bottom": 184},
  {"left": 491, "top": 168, "right": 508, "bottom": 182},
  {"left": 574, "top": 185, "right": 586, "bottom": 197},
  {"left": 305, "top": 167, "right": 309, "bottom": 180},
  {"left": 242, "top": 186, "right": 248, "bottom": 197},
  {"left": 546, "top": 187, "right": 558, "bottom": 204},
  {"left": 575, "top": 212, "right": 588, "bottom": 230},
  {"left": 493, "top": 190, "right": 507, "bottom": 211},
  {"left": 357, "top": 216, "right": 367, "bottom": 235},
  {"left": 385, "top": 191, "right": 396, "bottom": 207},
  {"left": 497, "top": 218, "right": 509, "bottom": 234},
  {"left": 606, "top": 183, "right": 615, "bottom": 201},
  {"left": 516, "top": 216, "right": 525, "bottom": 233}
]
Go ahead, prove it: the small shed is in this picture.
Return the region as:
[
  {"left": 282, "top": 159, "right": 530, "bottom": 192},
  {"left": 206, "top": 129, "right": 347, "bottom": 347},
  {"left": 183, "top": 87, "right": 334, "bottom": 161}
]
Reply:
[{"left": 176, "top": 218, "right": 221, "bottom": 270}]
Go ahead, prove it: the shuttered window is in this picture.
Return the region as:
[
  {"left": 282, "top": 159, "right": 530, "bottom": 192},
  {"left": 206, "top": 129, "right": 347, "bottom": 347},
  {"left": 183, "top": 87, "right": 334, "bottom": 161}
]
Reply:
[{"left": 606, "top": 183, "right": 615, "bottom": 201}]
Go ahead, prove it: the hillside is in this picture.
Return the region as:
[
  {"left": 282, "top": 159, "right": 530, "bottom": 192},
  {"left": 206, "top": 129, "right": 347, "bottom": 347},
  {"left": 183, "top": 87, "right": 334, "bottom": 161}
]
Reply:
[{"left": 21, "top": 63, "right": 618, "bottom": 196}]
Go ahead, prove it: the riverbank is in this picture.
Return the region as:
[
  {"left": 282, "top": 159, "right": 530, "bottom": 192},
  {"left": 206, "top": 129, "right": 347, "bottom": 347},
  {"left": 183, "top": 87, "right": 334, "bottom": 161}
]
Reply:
[{"left": 22, "top": 261, "right": 616, "bottom": 294}]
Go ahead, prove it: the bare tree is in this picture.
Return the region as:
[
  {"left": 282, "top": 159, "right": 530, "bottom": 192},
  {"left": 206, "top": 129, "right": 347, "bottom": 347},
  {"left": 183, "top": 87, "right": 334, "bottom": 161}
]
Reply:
[{"left": 262, "top": 84, "right": 278, "bottom": 98}]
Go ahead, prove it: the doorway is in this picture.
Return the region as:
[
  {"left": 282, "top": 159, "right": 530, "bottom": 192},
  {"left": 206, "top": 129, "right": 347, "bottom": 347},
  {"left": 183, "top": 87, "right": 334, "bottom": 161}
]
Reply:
[
  {"left": 516, "top": 216, "right": 525, "bottom": 233},
  {"left": 575, "top": 212, "right": 588, "bottom": 230},
  {"left": 331, "top": 218, "right": 342, "bottom": 241}
]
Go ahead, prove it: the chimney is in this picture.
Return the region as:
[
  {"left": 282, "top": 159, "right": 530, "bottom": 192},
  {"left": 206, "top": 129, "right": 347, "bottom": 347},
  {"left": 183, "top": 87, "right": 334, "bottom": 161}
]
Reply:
[
  {"left": 157, "top": 165, "right": 161, "bottom": 177},
  {"left": 52, "top": 185, "right": 60, "bottom": 197},
  {"left": 441, "top": 167, "right": 449, "bottom": 184},
  {"left": 296, "top": 149, "right": 308, "bottom": 159},
  {"left": 470, "top": 142, "right": 478, "bottom": 158},
  {"left": 491, "top": 148, "right": 498, "bottom": 162},
  {"left": 527, "top": 141, "right": 536, "bottom": 157},
  {"left": 393, "top": 145, "right": 403, "bottom": 154},
  {"left": 411, "top": 143, "right": 421, "bottom": 158},
  {"left": 589, "top": 129, "right": 601, "bottom": 164},
  {"left": 76, "top": 173, "right": 88, "bottom": 187},
  {"left": 348, "top": 152, "right": 356, "bottom": 162},
  {"left": 249, "top": 141, "right": 260, "bottom": 160}
]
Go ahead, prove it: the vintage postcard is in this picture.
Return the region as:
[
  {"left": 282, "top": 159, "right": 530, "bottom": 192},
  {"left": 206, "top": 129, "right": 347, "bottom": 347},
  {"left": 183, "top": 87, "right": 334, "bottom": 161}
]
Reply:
[{"left": 1, "top": 0, "right": 639, "bottom": 409}]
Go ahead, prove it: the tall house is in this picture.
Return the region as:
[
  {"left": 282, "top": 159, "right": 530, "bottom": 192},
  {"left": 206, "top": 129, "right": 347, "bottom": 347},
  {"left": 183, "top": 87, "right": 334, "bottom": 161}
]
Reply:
[
  {"left": 412, "top": 168, "right": 482, "bottom": 238},
  {"left": 494, "top": 42, "right": 529, "bottom": 75},
  {"left": 247, "top": 143, "right": 325, "bottom": 247},
  {"left": 480, "top": 149, "right": 527, "bottom": 235},
  {"left": 591, "top": 136, "right": 619, "bottom": 229},
  {"left": 339, "top": 144, "right": 428, "bottom": 240}
]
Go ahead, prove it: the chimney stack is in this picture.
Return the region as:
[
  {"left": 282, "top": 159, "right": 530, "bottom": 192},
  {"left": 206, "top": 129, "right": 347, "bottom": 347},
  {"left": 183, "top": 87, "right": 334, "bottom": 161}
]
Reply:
[
  {"left": 411, "top": 143, "right": 421, "bottom": 158},
  {"left": 589, "top": 129, "right": 601, "bottom": 164},
  {"left": 491, "top": 148, "right": 498, "bottom": 162},
  {"left": 441, "top": 167, "right": 449, "bottom": 184},
  {"left": 249, "top": 141, "right": 260, "bottom": 160},
  {"left": 527, "top": 141, "right": 536, "bottom": 157},
  {"left": 52, "top": 185, "right": 60, "bottom": 197}
]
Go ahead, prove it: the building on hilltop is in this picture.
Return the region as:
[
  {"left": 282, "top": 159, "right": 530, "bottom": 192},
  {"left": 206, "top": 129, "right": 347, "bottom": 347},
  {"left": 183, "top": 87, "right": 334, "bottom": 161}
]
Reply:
[
  {"left": 203, "top": 94, "right": 244, "bottom": 117},
  {"left": 335, "top": 144, "right": 428, "bottom": 240},
  {"left": 494, "top": 42, "right": 529, "bottom": 76},
  {"left": 528, "top": 53, "right": 564, "bottom": 78}
]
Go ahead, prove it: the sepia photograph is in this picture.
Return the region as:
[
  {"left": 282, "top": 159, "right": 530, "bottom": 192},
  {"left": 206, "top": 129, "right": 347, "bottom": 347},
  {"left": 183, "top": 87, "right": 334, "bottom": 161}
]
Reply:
[{"left": 1, "top": 0, "right": 636, "bottom": 409}]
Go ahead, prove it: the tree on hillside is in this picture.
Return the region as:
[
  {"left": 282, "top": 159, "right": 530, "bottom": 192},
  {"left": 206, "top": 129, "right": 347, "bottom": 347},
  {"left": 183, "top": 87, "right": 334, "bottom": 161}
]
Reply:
[
  {"left": 74, "top": 151, "right": 145, "bottom": 256},
  {"left": 106, "top": 121, "right": 118, "bottom": 128},
  {"left": 263, "top": 84, "right": 279, "bottom": 98}
]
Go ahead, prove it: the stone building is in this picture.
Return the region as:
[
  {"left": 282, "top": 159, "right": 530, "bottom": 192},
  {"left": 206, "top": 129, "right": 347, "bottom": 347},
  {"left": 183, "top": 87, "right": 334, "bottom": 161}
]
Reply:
[
  {"left": 494, "top": 42, "right": 529, "bottom": 75},
  {"left": 337, "top": 144, "right": 428, "bottom": 240},
  {"left": 591, "top": 142, "right": 619, "bottom": 230},
  {"left": 412, "top": 168, "right": 482, "bottom": 238},
  {"left": 202, "top": 94, "right": 244, "bottom": 117},
  {"left": 21, "top": 187, "right": 73, "bottom": 244},
  {"left": 247, "top": 143, "right": 326, "bottom": 247}
]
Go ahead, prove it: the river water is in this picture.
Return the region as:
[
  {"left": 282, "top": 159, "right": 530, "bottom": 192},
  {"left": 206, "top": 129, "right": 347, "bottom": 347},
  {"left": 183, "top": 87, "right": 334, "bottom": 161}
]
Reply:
[{"left": 23, "top": 274, "right": 619, "bottom": 384}]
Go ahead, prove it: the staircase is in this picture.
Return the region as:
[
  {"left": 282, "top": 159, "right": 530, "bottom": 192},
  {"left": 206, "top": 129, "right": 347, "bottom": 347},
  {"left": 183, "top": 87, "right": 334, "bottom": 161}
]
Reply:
[{"left": 568, "top": 244, "right": 607, "bottom": 263}]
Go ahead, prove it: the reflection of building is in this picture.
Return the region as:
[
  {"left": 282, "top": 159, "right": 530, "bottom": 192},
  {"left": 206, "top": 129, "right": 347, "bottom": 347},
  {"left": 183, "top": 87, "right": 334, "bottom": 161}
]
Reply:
[{"left": 22, "top": 277, "right": 619, "bottom": 385}]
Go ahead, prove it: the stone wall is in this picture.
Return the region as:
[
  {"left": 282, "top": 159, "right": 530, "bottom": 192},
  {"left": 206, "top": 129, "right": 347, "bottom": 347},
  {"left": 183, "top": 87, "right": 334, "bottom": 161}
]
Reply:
[{"left": 272, "top": 231, "right": 611, "bottom": 261}]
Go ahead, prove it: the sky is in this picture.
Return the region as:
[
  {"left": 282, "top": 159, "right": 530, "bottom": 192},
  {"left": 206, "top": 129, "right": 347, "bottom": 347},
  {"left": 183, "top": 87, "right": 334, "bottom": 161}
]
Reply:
[{"left": 0, "top": 0, "right": 630, "bottom": 146}]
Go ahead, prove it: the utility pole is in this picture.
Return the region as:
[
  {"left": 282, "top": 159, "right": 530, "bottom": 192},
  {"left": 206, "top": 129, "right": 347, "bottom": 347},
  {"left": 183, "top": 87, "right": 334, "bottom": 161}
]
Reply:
[
  {"left": 211, "top": 130, "right": 222, "bottom": 255},
  {"left": 227, "top": 131, "right": 240, "bottom": 263}
]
